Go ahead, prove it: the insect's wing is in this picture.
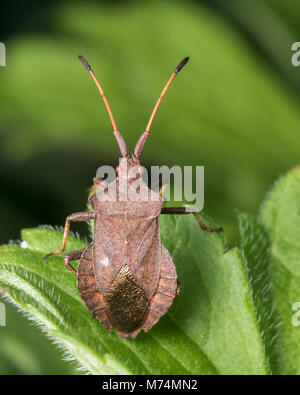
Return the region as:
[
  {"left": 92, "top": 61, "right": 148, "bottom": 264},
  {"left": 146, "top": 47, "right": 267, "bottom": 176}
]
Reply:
[
  {"left": 125, "top": 214, "right": 161, "bottom": 299},
  {"left": 93, "top": 193, "right": 162, "bottom": 299},
  {"left": 93, "top": 207, "right": 128, "bottom": 294}
]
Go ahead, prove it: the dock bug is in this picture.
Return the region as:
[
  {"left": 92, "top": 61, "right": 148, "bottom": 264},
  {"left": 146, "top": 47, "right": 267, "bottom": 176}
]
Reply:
[{"left": 43, "top": 56, "right": 222, "bottom": 338}]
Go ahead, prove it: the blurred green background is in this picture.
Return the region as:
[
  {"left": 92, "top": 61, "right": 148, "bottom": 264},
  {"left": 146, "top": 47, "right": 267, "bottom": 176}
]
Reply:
[{"left": 0, "top": 0, "right": 299, "bottom": 374}]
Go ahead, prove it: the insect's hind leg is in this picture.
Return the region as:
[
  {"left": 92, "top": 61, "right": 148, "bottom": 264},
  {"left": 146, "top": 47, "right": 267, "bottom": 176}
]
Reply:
[
  {"left": 64, "top": 248, "right": 85, "bottom": 275},
  {"left": 161, "top": 207, "right": 223, "bottom": 232}
]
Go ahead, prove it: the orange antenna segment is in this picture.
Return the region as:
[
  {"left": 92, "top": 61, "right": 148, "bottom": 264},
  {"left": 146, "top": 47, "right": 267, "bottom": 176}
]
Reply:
[
  {"left": 78, "top": 55, "right": 127, "bottom": 157},
  {"left": 134, "top": 57, "right": 189, "bottom": 158}
]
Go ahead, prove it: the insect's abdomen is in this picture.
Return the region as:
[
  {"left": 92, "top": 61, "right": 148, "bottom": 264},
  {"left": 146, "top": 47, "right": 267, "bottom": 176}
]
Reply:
[
  {"left": 77, "top": 243, "right": 114, "bottom": 331},
  {"left": 104, "top": 263, "right": 149, "bottom": 333}
]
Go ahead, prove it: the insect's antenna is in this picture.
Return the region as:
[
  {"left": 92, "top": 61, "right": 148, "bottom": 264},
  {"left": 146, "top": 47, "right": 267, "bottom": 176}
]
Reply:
[
  {"left": 134, "top": 57, "right": 189, "bottom": 159},
  {"left": 78, "top": 55, "right": 127, "bottom": 157}
]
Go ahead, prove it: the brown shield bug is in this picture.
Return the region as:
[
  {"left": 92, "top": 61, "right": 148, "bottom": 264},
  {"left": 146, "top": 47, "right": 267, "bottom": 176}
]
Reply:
[{"left": 43, "top": 56, "right": 222, "bottom": 338}]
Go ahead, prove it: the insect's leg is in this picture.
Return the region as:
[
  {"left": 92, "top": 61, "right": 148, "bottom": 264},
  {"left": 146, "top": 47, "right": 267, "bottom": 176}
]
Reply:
[
  {"left": 160, "top": 207, "right": 223, "bottom": 232},
  {"left": 150, "top": 177, "right": 169, "bottom": 198},
  {"left": 159, "top": 183, "right": 169, "bottom": 198},
  {"left": 192, "top": 212, "right": 223, "bottom": 232},
  {"left": 176, "top": 280, "right": 181, "bottom": 295},
  {"left": 43, "top": 212, "right": 95, "bottom": 259},
  {"left": 63, "top": 248, "right": 85, "bottom": 275},
  {"left": 88, "top": 177, "right": 108, "bottom": 194}
]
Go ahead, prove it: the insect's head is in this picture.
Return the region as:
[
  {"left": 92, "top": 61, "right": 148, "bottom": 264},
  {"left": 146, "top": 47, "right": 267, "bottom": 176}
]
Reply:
[
  {"left": 116, "top": 157, "right": 144, "bottom": 180},
  {"left": 78, "top": 55, "right": 189, "bottom": 159}
]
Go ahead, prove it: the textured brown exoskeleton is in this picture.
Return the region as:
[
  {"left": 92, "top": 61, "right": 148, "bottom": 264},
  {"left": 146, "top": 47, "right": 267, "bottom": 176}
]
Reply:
[{"left": 43, "top": 55, "right": 222, "bottom": 338}]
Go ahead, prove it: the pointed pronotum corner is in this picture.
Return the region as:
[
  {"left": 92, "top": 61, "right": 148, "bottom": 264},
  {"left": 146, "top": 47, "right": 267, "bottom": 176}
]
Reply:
[
  {"left": 0, "top": 42, "right": 6, "bottom": 67},
  {"left": 0, "top": 302, "right": 6, "bottom": 326}
]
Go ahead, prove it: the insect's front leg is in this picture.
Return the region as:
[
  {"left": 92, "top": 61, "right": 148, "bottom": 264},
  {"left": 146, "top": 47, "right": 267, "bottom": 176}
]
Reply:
[
  {"left": 88, "top": 177, "right": 108, "bottom": 194},
  {"left": 43, "top": 212, "right": 95, "bottom": 259},
  {"left": 160, "top": 207, "right": 223, "bottom": 232}
]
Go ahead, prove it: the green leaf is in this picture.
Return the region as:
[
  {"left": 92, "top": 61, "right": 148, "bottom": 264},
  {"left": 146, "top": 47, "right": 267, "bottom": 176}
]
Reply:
[
  {"left": 238, "top": 213, "right": 279, "bottom": 374},
  {"left": 0, "top": 301, "right": 75, "bottom": 374},
  {"left": 259, "top": 167, "right": 300, "bottom": 374},
  {"left": 0, "top": 213, "right": 270, "bottom": 374},
  {"left": 161, "top": 214, "right": 269, "bottom": 374},
  {"left": 237, "top": 167, "right": 300, "bottom": 375}
]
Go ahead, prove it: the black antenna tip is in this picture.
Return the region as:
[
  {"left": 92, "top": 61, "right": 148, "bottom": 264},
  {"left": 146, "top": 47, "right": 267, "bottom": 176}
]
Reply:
[
  {"left": 175, "top": 56, "right": 190, "bottom": 73},
  {"left": 78, "top": 55, "right": 91, "bottom": 71}
]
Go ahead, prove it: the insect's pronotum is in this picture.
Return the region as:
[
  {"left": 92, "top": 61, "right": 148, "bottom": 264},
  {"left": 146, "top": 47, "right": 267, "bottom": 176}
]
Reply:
[{"left": 43, "top": 56, "right": 222, "bottom": 338}]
